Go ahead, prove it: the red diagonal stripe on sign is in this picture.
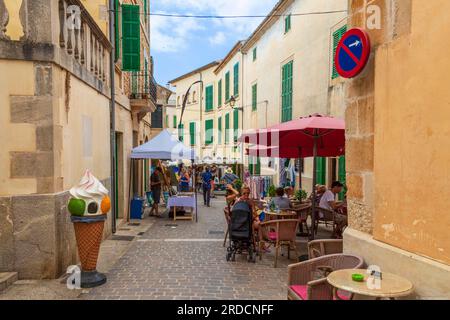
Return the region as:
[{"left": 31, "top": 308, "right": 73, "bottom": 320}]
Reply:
[{"left": 342, "top": 44, "right": 361, "bottom": 64}]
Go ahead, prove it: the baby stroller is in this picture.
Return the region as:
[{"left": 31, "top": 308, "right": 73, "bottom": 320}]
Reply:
[{"left": 226, "top": 201, "right": 256, "bottom": 263}]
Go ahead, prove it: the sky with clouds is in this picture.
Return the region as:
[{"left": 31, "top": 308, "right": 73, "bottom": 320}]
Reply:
[{"left": 150, "top": 0, "right": 279, "bottom": 86}]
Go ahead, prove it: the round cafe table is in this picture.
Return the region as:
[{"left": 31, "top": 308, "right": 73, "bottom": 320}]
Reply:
[
  {"left": 327, "top": 269, "right": 414, "bottom": 300},
  {"left": 264, "top": 210, "right": 297, "bottom": 220}
]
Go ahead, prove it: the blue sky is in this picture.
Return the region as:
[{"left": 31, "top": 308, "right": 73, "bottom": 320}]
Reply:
[{"left": 150, "top": 0, "right": 279, "bottom": 86}]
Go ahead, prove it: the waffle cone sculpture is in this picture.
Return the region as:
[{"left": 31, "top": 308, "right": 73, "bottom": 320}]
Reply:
[
  {"left": 73, "top": 219, "right": 105, "bottom": 271},
  {"left": 68, "top": 170, "right": 111, "bottom": 288}
]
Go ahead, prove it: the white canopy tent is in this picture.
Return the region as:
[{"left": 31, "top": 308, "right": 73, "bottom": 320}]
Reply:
[
  {"left": 129, "top": 129, "right": 198, "bottom": 222},
  {"left": 131, "top": 129, "right": 196, "bottom": 160}
]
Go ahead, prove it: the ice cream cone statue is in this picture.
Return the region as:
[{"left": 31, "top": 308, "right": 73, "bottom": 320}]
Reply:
[{"left": 68, "top": 170, "right": 110, "bottom": 288}]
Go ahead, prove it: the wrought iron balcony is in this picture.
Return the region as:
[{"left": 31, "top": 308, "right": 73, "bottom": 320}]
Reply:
[{"left": 130, "top": 71, "right": 157, "bottom": 104}]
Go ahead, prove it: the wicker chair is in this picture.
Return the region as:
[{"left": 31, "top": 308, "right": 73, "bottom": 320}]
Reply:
[
  {"left": 223, "top": 207, "right": 231, "bottom": 247},
  {"left": 308, "top": 239, "right": 343, "bottom": 259},
  {"left": 287, "top": 254, "right": 364, "bottom": 300},
  {"left": 315, "top": 207, "right": 338, "bottom": 236},
  {"left": 259, "top": 219, "right": 299, "bottom": 268}
]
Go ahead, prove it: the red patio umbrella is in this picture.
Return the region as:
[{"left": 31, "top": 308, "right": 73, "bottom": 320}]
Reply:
[{"left": 240, "top": 114, "right": 345, "bottom": 240}]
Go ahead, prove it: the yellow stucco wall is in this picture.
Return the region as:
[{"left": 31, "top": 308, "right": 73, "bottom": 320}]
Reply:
[
  {"left": 81, "top": 0, "right": 109, "bottom": 36},
  {"left": 372, "top": 0, "right": 450, "bottom": 265},
  {"left": 0, "top": 60, "right": 37, "bottom": 195},
  {"left": 54, "top": 69, "right": 111, "bottom": 189}
]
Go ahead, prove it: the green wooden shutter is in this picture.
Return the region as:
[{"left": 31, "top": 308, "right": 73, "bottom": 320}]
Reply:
[
  {"left": 233, "top": 108, "right": 239, "bottom": 143},
  {"left": 218, "top": 116, "right": 222, "bottom": 144},
  {"left": 285, "top": 14, "right": 291, "bottom": 33},
  {"left": 205, "top": 119, "right": 214, "bottom": 145},
  {"left": 225, "top": 72, "right": 230, "bottom": 101},
  {"left": 332, "top": 25, "right": 347, "bottom": 79},
  {"left": 114, "top": 0, "right": 120, "bottom": 61},
  {"left": 225, "top": 113, "right": 230, "bottom": 144},
  {"left": 144, "top": 0, "right": 148, "bottom": 24},
  {"left": 253, "top": 47, "right": 257, "bottom": 61},
  {"left": 218, "top": 79, "right": 222, "bottom": 107},
  {"left": 315, "top": 157, "right": 326, "bottom": 185},
  {"left": 252, "top": 83, "right": 257, "bottom": 111},
  {"left": 122, "top": 4, "right": 140, "bottom": 71},
  {"left": 189, "top": 122, "right": 196, "bottom": 146},
  {"left": 233, "top": 62, "right": 239, "bottom": 96},
  {"left": 173, "top": 115, "right": 177, "bottom": 128},
  {"left": 338, "top": 156, "right": 346, "bottom": 200},
  {"left": 205, "top": 85, "right": 213, "bottom": 111},
  {"left": 282, "top": 61, "right": 293, "bottom": 122}
]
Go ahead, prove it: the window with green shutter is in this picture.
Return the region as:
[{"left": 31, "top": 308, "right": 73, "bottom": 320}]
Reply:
[
  {"left": 114, "top": 0, "right": 120, "bottom": 61},
  {"left": 338, "top": 156, "right": 346, "bottom": 200},
  {"left": 178, "top": 123, "right": 184, "bottom": 142},
  {"left": 332, "top": 25, "right": 347, "bottom": 79},
  {"left": 189, "top": 122, "right": 196, "bottom": 146},
  {"left": 248, "top": 157, "right": 261, "bottom": 175},
  {"left": 225, "top": 71, "right": 230, "bottom": 101},
  {"left": 218, "top": 79, "right": 222, "bottom": 107},
  {"left": 205, "top": 119, "right": 214, "bottom": 145},
  {"left": 173, "top": 115, "right": 177, "bottom": 129},
  {"left": 285, "top": 14, "right": 291, "bottom": 33},
  {"left": 233, "top": 108, "right": 239, "bottom": 143},
  {"left": 253, "top": 47, "right": 257, "bottom": 61},
  {"left": 233, "top": 62, "right": 239, "bottom": 96},
  {"left": 218, "top": 116, "right": 222, "bottom": 144},
  {"left": 315, "top": 157, "right": 326, "bottom": 185},
  {"left": 252, "top": 83, "right": 257, "bottom": 111},
  {"left": 165, "top": 115, "right": 168, "bottom": 128},
  {"left": 205, "top": 85, "right": 214, "bottom": 111},
  {"left": 281, "top": 61, "right": 293, "bottom": 122},
  {"left": 121, "top": 4, "right": 140, "bottom": 71},
  {"left": 225, "top": 113, "right": 230, "bottom": 145}
]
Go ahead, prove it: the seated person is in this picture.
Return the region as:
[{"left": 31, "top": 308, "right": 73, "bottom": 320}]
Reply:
[
  {"left": 318, "top": 181, "right": 347, "bottom": 236},
  {"left": 284, "top": 186, "right": 295, "bottom": 199},
  {"left": 269, "top": 187, "right": 291, "bottom": 210}
]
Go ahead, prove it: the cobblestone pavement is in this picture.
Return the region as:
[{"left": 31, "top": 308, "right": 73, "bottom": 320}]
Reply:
[{"left": 83, "top": 198, "right": 311, "bottom": 300}]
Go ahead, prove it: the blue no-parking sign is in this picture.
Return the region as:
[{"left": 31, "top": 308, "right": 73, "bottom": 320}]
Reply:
[{"left": 335, "top": 28, "right": 371, "bottom": 78}]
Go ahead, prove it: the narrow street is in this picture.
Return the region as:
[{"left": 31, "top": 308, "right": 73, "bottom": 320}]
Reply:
[{"left": 82, "top": 198, "right": 306, "bottom": 300}]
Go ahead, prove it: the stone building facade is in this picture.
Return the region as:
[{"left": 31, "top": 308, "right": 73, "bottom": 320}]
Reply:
[
  {"left": 342, "top": 0, "right": 450, "bottom": 298},
  {"left": 0, "top": 0, "right": 156, "bottom": 279}
]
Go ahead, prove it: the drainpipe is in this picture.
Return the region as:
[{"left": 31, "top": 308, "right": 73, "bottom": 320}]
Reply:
[{"left": 109, "top": 0, "right": 117, "bottom": 234}]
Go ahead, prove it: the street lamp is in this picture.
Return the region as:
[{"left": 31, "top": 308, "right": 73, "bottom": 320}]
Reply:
[{"left": 229, "top": 95, "right": 237, "bottom": 108}]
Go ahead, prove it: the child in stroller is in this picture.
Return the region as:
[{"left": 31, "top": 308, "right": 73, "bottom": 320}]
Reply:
[{"left": 226, "top": 199, "right": 257, "bottom": 263}]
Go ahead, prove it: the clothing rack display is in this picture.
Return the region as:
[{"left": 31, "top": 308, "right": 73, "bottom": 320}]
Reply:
[{"left": 245, "top": 175, "right": 273, "bottom": 199}]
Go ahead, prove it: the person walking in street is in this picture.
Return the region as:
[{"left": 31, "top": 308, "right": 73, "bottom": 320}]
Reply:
[
  {"left": 179, "top": 168, "right": 190, "bottom": 192},
  {"left": 202, "top": 166, "right": 213, "bottom": 207},
  {"left": 149, "top": 167, "right": 163, "bottom": 216}
]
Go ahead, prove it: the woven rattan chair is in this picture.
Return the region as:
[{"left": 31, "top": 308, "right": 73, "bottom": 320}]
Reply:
[
  {"left": 259, "top": 219, "right": 299, "bottom": 268},
  {"left": 287, "top": 254, "right": 364, "bottom": 300},
  {"left": 315, "top": 207, "right": 337, "bottom": 236},
  {"left": 307, "top": 239, "right": 343, "bottom": 259}
]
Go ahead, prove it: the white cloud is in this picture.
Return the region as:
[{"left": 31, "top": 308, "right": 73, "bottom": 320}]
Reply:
[
  {"left": 209, "top": 32, "right": 226, "bottom": 45},
  {"left": 151, "top": 0, "right": 278, "bottom": 53},
  {"left": 151, "top": 11, "right": 205, "bottom": 53}
]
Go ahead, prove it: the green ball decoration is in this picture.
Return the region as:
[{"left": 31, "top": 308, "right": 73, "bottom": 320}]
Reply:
[
  {"left": 352, "top": 273, "right": 364, "bottom": 282},
  {"left": 68, "top": 198, "right": 86, "bottom": 216}
]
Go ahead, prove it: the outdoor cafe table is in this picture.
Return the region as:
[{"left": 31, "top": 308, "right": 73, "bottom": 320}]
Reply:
[
  {"left": 327, "top": 269, "right": 414, "bottom": 300},
  {"left": 262, "top": 210, "right": 298, "bottom": 220},
  {"left": 167, "top": 195, "right": 196, "bottom": 221}
]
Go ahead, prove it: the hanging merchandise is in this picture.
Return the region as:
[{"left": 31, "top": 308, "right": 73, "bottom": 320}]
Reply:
[{"left": 245, "top": 175, "right": 273, "bottom": 199}]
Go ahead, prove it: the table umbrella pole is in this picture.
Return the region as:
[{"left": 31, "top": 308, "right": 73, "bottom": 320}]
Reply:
[{"left": 310, "top": 135, "right": 318, "bottom": 240}]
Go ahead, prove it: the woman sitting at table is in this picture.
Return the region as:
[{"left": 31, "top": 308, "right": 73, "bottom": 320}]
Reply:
[{"left": 269, "top": 187, "right": 291, "bottom": 210}]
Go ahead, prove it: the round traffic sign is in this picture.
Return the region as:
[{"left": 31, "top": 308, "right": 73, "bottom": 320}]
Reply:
[{"left": 335, "top": 28, "right": 371, "bottom": 78}]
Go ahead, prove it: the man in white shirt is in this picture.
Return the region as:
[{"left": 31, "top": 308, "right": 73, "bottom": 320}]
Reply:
[
  {"left": 319, "top": 181, "right": 344, "bottom": 213},
  {"left": 318, "top": 181, "right": 347, "bottom": 237}
]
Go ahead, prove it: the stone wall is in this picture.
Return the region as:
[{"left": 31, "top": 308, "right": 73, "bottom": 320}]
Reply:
[{"left": 0, "top": 179, "right": 111, "bottom": 279}]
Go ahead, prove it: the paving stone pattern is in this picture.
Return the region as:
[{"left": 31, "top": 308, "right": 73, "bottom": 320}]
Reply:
[{"left": 84, "top": 199, "right": 305, "bottom": 300}]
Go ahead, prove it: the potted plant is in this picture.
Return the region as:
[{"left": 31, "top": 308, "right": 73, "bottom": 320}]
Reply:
[
  {"left": 68, "top": 170, "right": 111, "bottom": 288},
  {"left": 268, "top": 185, "right": 276, "bottom": 198},
  {"left": 295, "top": 189, "right": 308, "bottom": 203}
]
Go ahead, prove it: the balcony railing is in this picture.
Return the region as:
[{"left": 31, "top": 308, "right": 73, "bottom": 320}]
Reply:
[{"left": 130, "top": 71, "right": 157, "bottom": 104}]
